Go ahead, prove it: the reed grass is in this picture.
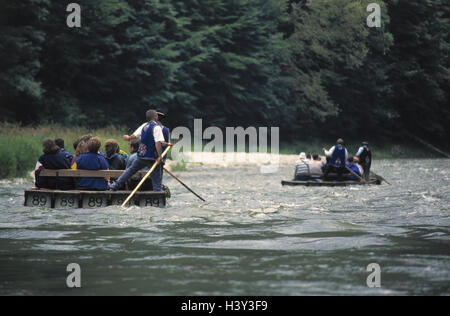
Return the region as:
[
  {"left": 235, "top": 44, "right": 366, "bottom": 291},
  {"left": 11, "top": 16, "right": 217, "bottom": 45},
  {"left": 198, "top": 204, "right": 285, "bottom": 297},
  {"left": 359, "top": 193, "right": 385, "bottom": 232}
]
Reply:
[
  {"left": 0, "top": 123, "right": 130, "bottom": 179},
  {"left": 0, "top": 123, "right": 441, "bottom": 179}
]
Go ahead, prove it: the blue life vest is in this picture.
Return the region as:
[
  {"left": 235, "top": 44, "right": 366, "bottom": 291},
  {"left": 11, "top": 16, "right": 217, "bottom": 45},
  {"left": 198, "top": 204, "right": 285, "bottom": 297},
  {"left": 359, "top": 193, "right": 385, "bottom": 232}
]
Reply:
[
  {"left": 330, "top": 145, "right": 346, "bottom": 167},
  {"left": 138, "top": 121, "right": 158, "bottom": 160},
  {"left": 160, "top": 124, "right": 170, "bottom": 163},
  {"left": 346, "top": 163, "right": 361, "bottom": 180},
  {"left": 75, "top": 152, "right": 110, "bottom": 190}
]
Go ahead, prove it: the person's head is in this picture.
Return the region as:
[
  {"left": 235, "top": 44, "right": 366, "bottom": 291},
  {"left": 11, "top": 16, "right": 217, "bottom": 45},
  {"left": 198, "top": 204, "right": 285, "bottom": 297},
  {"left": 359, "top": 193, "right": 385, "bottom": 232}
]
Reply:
[
  {"left": 42, "top": 138, "right": 60, "bottom": 155},
  {"left": 146, "top": 109, "right": 158, "bottom": 122},
  {"left": 313, "top": 153, "right": 319, "bottom": 161},
  {"left": 104, "top": 139, "right": 120, "bottom": 157},
  {"left": 54, "top": 138, "right": 65, "bottom": 149},
  {"left": 129, "top": 139, "right": 140, "bottom": 154},
  {"left": 362, "top": 141, "right": 369, "bottom": 146},
  {"left": 337, "top": 138, "right": 344, "bottom": 145},
  {"left": 75, "top": 134, "right": 93, "bottom": 155},
  {"left": 73, "top": 138, "right": 80, "bottom": 151},
  {"left": 87, "top": 137, "right": 101, "bottom": 154},
  {"left": 299, "top": 152, "right": 306, "bottom": 160},
  {"left": 157, "top": 111, "right": 166, "bottom": 121},
  {"left": 306, "top": 154, "right": 312, "bottom": 160},
  {"left": 80, "top": 134, "right": 92, "bottom": 143},
  {"left": 348, "top": 156, "right": 354, "bottom": 163}
]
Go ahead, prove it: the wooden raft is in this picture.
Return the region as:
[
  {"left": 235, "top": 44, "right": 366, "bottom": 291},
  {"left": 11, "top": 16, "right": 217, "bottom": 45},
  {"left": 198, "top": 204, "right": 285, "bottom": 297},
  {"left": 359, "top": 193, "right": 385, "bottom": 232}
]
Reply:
[
  {"left": 25, "top": 169, "right": 167, "bottom": 208},
  {"left": 281, "top": 179, "right": 382, "bottom": 187}
]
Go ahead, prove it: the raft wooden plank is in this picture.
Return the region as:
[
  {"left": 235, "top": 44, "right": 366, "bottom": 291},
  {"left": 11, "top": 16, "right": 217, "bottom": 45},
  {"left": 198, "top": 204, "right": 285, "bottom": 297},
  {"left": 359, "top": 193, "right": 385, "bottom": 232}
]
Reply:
[
  {"left": 109, "top": 192, "right": 138, "bottom": 207},
  {"left": 135, "top": 192, "right": 166, "bottom": 208},
  {"left": 24, "top": 190, "right": 53, "bottom": 208},
  {"left": 54, "top": 192, "right": 80, "bottom": 209},
  {"left": 40, "top": 169, "right": 148, "bottom": 179},
  {"left": 281, "top": 179, "right": 381, "bottom": 187},
  {"left": 24, "top": 189, "right": 167, "bottom": 208},
  {"left": 81, "top": 194, "right": 108, "bottom": 208}
]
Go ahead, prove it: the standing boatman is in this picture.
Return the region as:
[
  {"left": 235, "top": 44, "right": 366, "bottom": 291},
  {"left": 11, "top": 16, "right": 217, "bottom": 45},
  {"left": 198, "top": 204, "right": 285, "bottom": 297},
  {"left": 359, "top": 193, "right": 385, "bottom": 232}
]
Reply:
[
  {"left": 110, "top": 109, "right": 171, "bottom": 192},
  {"left": 355, "top": 141, "right": 372, "bottom": 181},
  {"left": 322, "top": 138, "right": 348, "bottom": 181},
  {"left": 156, "top": 112, "right": 171, "bottom": 185}
]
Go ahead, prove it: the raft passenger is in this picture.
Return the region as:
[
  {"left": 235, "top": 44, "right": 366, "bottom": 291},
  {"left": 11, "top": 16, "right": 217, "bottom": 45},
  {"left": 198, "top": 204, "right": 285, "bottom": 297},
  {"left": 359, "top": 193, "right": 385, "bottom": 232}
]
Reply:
[
  {"left": 72, "top": 137, "right": 110, "bottom": 190},
  {"left": 71, "top": 134, "right": 92, "bottom": 166},
  {"left": 35, "top": 138, "right": 74, "bottom": 190},
  {"left": 294, "top": 152, "right": 310, "bottom": 181},
  {"left": 307, "top": 153, "right": 324, "bottom": 179},
  {"left": 346, "top": 156, "right": 362, "bottom": 181},
  {"left": 104, "top": 139, "right": 126, "bottom": 170},
  {"left": 54, "top": 138, "right": 73, "bottom": 164}
]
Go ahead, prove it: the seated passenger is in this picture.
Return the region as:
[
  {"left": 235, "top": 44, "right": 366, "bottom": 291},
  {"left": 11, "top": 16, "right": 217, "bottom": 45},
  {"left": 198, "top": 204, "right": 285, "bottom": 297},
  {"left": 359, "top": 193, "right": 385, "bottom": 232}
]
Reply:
[
  {"left": 35, "top": 138, "right": 74, "bottom": 190},
  {"left": 54, "top": 138, "right": 73, "bottom": 164},
  {"left": 126, "top": 139, "right": 152, "bottom": 191},
  {"left": 71, "top": 134, "right": 92, "bottom": 166},
  {"left": 104, "top": 139, "right": 126, "bottom": 170},
  {"left": 294, "top": 152, "right": 310, "bottom": 181},
  {"left": 346, "top": 156, "right": 362, "bottom": 181},
  {"left": 72, "top": 137, "right": 109, "bottom": 190},
  {"left": 307, "top": 153, "right": 324, "bottom": 178}
]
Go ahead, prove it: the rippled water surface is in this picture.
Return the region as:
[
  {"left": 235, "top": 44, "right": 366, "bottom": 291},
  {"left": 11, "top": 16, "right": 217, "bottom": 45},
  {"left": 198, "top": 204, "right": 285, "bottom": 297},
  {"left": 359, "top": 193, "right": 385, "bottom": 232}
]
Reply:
[{"left": 0, "top": 159, "right": 449, "bottom": 295}]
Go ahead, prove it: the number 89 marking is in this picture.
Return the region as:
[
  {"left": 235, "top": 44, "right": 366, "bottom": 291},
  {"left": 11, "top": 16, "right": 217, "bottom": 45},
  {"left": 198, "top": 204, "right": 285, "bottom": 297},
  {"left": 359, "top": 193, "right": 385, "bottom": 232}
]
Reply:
[
  {"left": 32, "top": 195, "right": 47, "bottom": 207},
  {"left": 60, "top": 197, "right": 75, "bottom": 207},
  {"left": 87, "top": 197, "right": 103, "bottom": 208},
  {"left": 144, "top": 198, "right": 160, "bottom": 207}
]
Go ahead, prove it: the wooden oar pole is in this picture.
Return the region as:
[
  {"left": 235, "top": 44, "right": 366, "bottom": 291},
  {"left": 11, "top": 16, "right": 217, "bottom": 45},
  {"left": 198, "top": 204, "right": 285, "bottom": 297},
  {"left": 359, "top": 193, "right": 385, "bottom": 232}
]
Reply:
[
  {"left": 345, "top": 166, "right": 369, "bottom": 185},
  {"left": 370, "top": 170, "right": 391, "bottom": 185},
  {"left": 163, "top": 167, "right": 206, "bottom": 202},
  {"left": 121, "top": 146, "right": 172, "bottom": 208}
]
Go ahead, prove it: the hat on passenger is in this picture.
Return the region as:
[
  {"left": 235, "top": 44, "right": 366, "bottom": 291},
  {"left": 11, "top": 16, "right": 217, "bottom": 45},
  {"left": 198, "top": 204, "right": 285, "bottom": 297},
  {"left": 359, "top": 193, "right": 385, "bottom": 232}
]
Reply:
[{"left": 299, "top": 152, "right": 307, "bottom": 160}]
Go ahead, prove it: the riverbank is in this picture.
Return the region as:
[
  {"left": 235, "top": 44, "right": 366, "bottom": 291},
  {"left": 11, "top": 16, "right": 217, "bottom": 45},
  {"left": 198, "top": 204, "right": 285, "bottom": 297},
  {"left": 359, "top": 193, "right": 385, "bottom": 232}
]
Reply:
[{"left": 1, "top": 123, "right": 445, "bottom": 179}]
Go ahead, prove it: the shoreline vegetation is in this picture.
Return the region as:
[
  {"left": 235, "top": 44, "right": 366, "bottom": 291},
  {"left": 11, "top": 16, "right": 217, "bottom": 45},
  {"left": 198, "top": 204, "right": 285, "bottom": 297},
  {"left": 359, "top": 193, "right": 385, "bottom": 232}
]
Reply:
[{"left": 0, "top": 123, "right": 445, "bottom": 180}]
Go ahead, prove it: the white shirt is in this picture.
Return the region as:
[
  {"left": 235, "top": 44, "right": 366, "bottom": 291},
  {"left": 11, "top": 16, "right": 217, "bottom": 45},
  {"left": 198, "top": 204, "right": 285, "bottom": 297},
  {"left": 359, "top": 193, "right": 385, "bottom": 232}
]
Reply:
[
  {"left": 133, "top": 122, "right": 165, "bottom": 143},
  {"left": 324, "top": 145, "right": 348, "bottom": 161}
]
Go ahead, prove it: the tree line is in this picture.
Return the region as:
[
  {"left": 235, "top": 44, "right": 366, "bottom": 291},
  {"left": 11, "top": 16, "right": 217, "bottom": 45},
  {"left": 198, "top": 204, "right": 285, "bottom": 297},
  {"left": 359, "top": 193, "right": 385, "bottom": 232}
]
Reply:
[{"left": 0, "top": 0, "right": 449, "bottom": 146}]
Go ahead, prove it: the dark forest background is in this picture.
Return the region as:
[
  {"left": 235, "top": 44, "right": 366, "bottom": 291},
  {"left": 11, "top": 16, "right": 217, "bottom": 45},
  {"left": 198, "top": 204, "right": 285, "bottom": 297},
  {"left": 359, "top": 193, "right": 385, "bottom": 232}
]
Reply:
[{"left": 1, "top": 0, "right": 449, "bottom": 146}]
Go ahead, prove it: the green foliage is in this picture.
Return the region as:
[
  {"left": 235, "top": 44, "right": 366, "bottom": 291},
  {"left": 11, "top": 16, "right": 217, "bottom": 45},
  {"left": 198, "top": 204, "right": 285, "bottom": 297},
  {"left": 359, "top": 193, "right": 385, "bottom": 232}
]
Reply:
[
  {"left": 0, "top": 0, "right": 448, "bottom": 147},
  {"left": 286, "top": 0, "right": 394, "bottom": 137},
  {"left": 387, "top": 0, "right": 450, "bottom": 142}
]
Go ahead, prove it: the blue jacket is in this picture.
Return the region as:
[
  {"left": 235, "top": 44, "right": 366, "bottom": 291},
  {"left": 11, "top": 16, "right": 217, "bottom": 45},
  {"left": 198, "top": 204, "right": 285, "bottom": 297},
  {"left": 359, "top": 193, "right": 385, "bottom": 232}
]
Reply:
[
  {"left": 74, "top": 152, "right": 110, "bottom": 190},
  {"left": 138, "top": 122, "right": 158, "bottom": 160},
  {"left": 59, "top": 148, "right": 74, "bottom": 165},
  {"left": 346, "top": 163, "right": 361, "bottom": 180},
  {"left": 35, "top": 151, "right": 74, "bottom": 190}
]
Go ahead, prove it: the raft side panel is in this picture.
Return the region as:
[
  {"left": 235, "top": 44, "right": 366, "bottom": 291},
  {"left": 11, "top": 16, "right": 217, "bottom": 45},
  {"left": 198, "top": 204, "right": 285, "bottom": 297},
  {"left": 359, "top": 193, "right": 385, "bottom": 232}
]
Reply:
[
  {"left": 24, "top": 189, "right": 167, "bottom": 208},
  {"left": 39, "top": 169, "right": 148, "bottom": 180},
  {"left": 281, "top": 179, "right": 381, "bottom": 187}
]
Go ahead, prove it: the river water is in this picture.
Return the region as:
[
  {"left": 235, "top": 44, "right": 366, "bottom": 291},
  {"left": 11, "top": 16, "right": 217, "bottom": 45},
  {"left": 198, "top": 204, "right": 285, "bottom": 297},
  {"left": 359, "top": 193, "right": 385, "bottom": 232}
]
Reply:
[{"left": 0, "top": 159, "right": 449, "bottom": 296}]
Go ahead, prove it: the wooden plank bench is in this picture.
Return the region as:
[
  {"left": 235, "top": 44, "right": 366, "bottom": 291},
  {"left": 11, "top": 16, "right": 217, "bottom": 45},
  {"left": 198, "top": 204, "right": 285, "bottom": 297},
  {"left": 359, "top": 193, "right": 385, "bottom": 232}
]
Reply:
[{"left": 39, "top": 169, "right": 148, "bottom": 180}]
